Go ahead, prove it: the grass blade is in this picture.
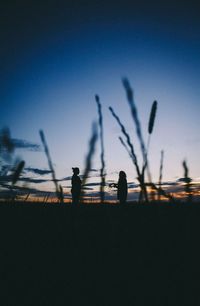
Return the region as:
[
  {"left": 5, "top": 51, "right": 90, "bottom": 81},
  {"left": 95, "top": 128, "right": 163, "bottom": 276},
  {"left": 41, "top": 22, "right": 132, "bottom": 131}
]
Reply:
[
  {"left": 39, "top": 130, "right": 63, "bottom": 203},
  {"left": 109, "top": 107, "right": 138, "bottom": 168},
  {"left": 12, "top": 160, "right": 25, "bottom": 185},
  {"left": 118, "top": 136, "right": 134, "bottom": 161},
  {"left": 81, "top": 122, "right": 98, "bottom": 203},
  {"left": 109, "top": 106, "right": 148, "bottom": 202},
  {"left": 146, "top": 100, "right": 158, "bottom": 182},
  {"left": 149, "top": 182, "right": 174, "bottom": 202},
  {"left": 158, "top": 150, "right": 164, "bottom": 201},
  {"left": 122, "top": 78, "right": 146, "bottom": 163},
  {"left": 0, "top": 127, "right": 14, "bottom": 154},
  {"left": 95, "top": 95, "right": 106, "bottom": 203},
  {"left": 182, "top": 160, "right": 192, "bottom": 202}
]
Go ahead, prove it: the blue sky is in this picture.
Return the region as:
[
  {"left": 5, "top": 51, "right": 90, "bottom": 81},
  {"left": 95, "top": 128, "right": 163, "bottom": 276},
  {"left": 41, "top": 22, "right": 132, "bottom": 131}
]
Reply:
[{"left": 1, "top": 0, "right": 200, "bottom": 200}]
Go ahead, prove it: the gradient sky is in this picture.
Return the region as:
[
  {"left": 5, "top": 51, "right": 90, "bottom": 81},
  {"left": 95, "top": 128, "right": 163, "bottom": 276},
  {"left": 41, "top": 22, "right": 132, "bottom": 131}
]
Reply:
[{"left": 1, "top": 0, "right": 200, "bottom": 198}]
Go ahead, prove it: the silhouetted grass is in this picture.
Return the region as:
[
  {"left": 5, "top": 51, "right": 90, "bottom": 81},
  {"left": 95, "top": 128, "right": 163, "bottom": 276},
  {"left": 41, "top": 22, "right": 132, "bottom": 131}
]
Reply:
[
  {"left": 145, "top": 100, "right": 158, "bottom": 182},
  {"left": 24, "top": 192, "right": 30, "bottom": 202},
  {"left": 109, "top": 106, "right": 148, "bottom": 202},
  {"left": 141, "top": 100, "right": 158, "bottom": 199},
  {"left": 0, "top": 80, "right": 196, "bottom": 204},
  {"left": 183, "top": 160, "right": 192, "bottom": 202},
  {"left": 148, "top": 100, "right": 157, "bottom": 135},
  {"left": 122, "top": 78, "right": 146, "bottom": 164},
  {"left": 122, "top": 78, "right": 150, "bottom": 202},
  {"left": 39, "top": 130, "right": 63, "bottom": 203},
  {"left": 109, "top": 107, "right": 139, "bottom": 173},
  {"left": 95, "top": 95, "right": 106, "bottom": 203},
  {"left": 11, "top": 160, "right": 25, "bottom": 201},
  {"left": 12, "top": 160, "right": 25, "bottom": 186},
  {"left": 158, "top": 150, "right": 164, "bottom": 201},
  {"left": 81, "top": 122, "right": 98, "bottom": 203},
  {"left": 59, "top": 185, "right": 64, "bottom": 203},
  {"left": 0, "top": 127, "right": 14, "bottom": 154},
  {"left": 149, "top": 182, "right": 174, "bottom": 202},
  {"left": 118, "top": 136, "right": 134, "bottom": 161}
]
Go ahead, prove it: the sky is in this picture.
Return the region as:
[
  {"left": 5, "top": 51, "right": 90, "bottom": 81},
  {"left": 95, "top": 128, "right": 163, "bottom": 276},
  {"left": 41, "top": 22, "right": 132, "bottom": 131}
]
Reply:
[{"left": 1, "top": 0, "right": 200, "bottom": 201}]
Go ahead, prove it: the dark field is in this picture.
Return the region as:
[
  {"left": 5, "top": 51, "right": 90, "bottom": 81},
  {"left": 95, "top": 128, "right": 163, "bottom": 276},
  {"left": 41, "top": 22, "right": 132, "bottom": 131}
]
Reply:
[{"left": 0, "top": 202, "right": 200, "bottom": 306}]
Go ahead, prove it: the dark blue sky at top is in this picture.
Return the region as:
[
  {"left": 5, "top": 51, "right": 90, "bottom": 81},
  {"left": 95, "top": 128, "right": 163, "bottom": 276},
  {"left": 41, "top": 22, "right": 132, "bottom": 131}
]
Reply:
[
  {"left": 1, "top": 0, "right": 199, "bottom": 112},
  {"left": 1, "top": 0, "right": 200, "bottom": 187},
  {"left": 1, "top": 0, "right": 200, "bottom": 92},
  {"left": 1, "top": 0, "right": 200, "bottom": 128}
]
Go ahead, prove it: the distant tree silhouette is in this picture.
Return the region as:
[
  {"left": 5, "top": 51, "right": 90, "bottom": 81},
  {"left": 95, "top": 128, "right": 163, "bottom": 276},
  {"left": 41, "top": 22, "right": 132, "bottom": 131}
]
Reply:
[{"left": 71, "top": 167, "right": 82, "bottom": 205}]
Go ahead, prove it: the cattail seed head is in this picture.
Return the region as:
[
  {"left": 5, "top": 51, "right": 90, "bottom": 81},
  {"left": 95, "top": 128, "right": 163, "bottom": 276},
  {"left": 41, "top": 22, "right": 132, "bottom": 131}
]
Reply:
[
  {"left": 95, "top": 95, "right": 100, "bottom": 103},
  {"left": 148, "top": 101, "right": 157, "bottom": 134}
]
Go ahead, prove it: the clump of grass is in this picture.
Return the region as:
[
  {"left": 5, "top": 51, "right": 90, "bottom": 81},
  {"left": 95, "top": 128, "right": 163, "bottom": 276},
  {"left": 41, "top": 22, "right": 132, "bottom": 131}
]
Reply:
[
  {"left": 158, "top": 150, "right": 164, "bottom": 201},
  {"left": 39, "top": 130, "right": 63, "bottom": 203},
  {"left": 24, "top": 192, "right": 30, "bottom": 202},
  {"left": 0, "top": 127, "right": 15, "bottom": 181},
  {"left": 59, "top": 185, "right": 64, "bottom": 203},
  {"left": 149, "top": 182, "right": 174, "bottom": 202},
  {"left": 109, "top": 106, "right": 148, "bottom": 202},
  {"left": 146, "top": 150, "right": 173, "bottom": 203},
  {"left": 140, "top": 100, "right": 158, "bottom": 200},
  {"left": 122, "top": 78, "right": 150, "bottom": 202},
  {"left": 11, "top": 160, "right": 25, "bottom": 201},
  {"left": 95, "top": 95, "right": 106, "bottom": 203},
  {"left": 182, "top": 160, "right": 192, "bottom": 202},
  {"left": 42, "top": 193, "right": 50, "bottom": 204},
  {"left": 81, "top": 122, "right": 98, "bottom": 203},
  {"left": 145, "top": 101, "right": 158, "bottom": 181},
  {"left": 109, "top": 107, "right": 139, "bottom": 172},
  {"left": 122, "top": 78, "right": 146, "bottom": 164}
]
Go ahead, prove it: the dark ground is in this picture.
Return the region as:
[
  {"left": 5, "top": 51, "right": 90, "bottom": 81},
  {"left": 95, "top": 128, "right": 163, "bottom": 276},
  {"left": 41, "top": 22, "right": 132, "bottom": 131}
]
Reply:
[{"left": 0, "top": 202, "right": 200, "bottom": 306}]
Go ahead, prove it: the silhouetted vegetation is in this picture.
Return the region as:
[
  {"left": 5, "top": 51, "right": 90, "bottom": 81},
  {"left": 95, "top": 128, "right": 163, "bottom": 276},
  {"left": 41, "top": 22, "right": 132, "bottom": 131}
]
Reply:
[
  {"left": 183, "top": 160, "right": 192, "bottom": 202},
  {"left": 12, "top": 160, "right": 25, "bottom": 186},
  {"left": 0, "top": 82, "right": 196, "bottom": 306},
  {"left": 95, "top": 95, "right": 106, "bottom": 203},
  {"left": 109, "top": 106, "right": 148, "bottom": 202},
  {"left": 39, "top": 130, "right": 63, "bottom": 203},
  {"left": 122, "top": 78, "right": 146, "bottom": 165},
  {"left": 113, "top": 79, "right": 173, "bottom": 203},
  {"left": 0, "top": 80, "right": 197, "bottom": 204},
  {"left": 158, "top": 150, "right": 164, "bottom": 201},
  {"left": 81, "top": 122, "right": 98, "bottom": 203},
  {"left": 145, "top": 100, "right": 158, "bottom": 184}
]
